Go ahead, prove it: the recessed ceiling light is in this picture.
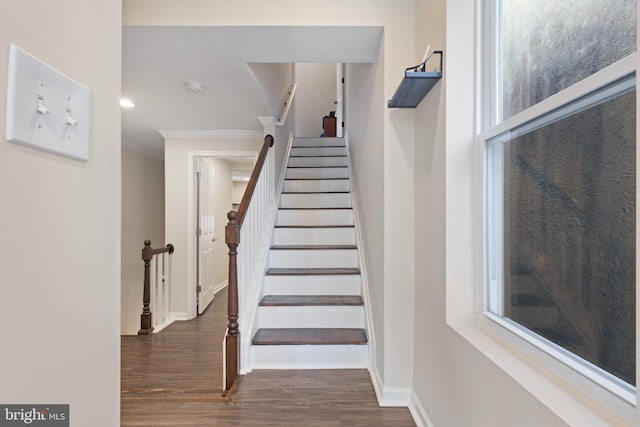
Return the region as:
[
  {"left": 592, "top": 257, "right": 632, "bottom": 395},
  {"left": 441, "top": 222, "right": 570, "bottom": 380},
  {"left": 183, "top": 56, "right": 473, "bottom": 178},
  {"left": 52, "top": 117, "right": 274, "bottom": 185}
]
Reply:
[
  {"left": 120, "top": 98, "right": 135, "bottom": 108},
  {"left": 184, "top": 80, "right": 205, "bottom": 92}
]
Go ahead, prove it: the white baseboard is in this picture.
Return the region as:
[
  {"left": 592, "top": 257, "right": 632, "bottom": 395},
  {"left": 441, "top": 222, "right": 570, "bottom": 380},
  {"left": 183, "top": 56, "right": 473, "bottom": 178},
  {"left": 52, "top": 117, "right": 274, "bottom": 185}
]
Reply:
[
  {"left": 214, "top": 280, "right": 229, "bottom": 294},
  {"left": 369, "top": 365, "right": 411, "bottom": 407},
  {"left": 409, "top": 390, "right": 435, "bottom": 427},
  {"left": 153, "top": 312, "right": 186, "bottom": 333},
  {"left": 170, "top": 312, "right": 189, "bottom": 322}
]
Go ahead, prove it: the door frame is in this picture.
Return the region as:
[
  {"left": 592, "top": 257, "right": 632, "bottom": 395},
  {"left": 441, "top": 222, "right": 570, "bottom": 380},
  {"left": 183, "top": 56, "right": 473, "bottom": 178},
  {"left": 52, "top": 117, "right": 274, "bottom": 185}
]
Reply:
[
  {"left": 186, "top": 150, "right": 259, "bottom": 319},
  {"left": 336, "top": 63, "right": 345, "bottom": 137}
]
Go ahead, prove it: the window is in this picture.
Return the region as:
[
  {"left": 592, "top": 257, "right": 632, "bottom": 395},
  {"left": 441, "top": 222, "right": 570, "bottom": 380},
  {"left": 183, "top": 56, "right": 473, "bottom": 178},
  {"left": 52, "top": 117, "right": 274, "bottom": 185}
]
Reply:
[{"left": 482, "top": 0, "right": 637, "bottom": 398}]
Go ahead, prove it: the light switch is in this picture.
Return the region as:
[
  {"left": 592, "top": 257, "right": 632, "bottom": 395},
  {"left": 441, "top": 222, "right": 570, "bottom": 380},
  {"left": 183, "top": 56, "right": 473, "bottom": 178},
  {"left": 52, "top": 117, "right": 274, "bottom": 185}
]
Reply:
[{"left": 6, "top": 44, "right": 90, "bottom": 161}]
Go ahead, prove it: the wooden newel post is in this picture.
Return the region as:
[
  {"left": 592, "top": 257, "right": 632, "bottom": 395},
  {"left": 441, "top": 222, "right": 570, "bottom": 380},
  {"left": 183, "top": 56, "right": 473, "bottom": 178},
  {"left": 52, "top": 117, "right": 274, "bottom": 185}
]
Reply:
[
  {"left": 138, "top": 239, "right": 154, "bottom": 335},
  {"left": 225, "top": 210, "right": 240, "bottom": 391}
]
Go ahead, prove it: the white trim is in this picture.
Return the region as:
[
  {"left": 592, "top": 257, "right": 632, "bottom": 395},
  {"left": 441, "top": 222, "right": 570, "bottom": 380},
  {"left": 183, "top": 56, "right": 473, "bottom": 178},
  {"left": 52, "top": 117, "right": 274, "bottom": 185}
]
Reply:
[
  {"left": 152, "top": 318, "right": 173, "bottom": 334},
  {"left": 480, "top": 53, "right": 637, "bottom": 142},
  {"left": 152, "top": 311, "right": 189, "bottom": 333},
  {"left": 454, "top": 320, "right": 636, "bottom": 426},
  {"left": 257, "top": 117, "right": 275, "bottom": 135},
  {"left": 408, "top": 390, "right": 436, "bottom": 427},
  {"left": 240, "top": 340, "right": 252, "bottom": 375},
  {"left": 344, "top": 133, "right": 375, "bottom": 369},
  {"left": 369, "top": 364, "right": 384, "bottom": 403},
  {"left": 478, "top": 11, "right": 638, "bottom": 412},
  {"left": 369, "top": 364, "right": 411, "bottom": 407},
  {"left": 276, "top": 132, "right": 295, "bottom": 199},
  {"left": 484, "top": 312, "right": 636, "bottom": 403},
  {"left": 159, "top": 129, "right": 263, "bottom": 140},
  {"left": 481, "top": 71, "right": 637, "bottom": 405},
  {"left": 214, "top": 280, "right": 228, "bottom": 295},
  {"left": 170, "top": 312, "right": 189, "bottom": 322}
]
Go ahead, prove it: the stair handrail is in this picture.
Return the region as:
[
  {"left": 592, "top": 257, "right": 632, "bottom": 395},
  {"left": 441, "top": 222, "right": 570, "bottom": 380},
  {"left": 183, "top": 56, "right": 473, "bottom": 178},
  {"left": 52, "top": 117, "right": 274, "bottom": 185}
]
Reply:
[
  {"left": 276, "top": 83, "right": 297, "bottom": 126},
  {"left": 138, "top": 239, "right": 175, "bottom": 335},
  {"left": 224, "top": 134, "right": 275, "bottom": 391}
]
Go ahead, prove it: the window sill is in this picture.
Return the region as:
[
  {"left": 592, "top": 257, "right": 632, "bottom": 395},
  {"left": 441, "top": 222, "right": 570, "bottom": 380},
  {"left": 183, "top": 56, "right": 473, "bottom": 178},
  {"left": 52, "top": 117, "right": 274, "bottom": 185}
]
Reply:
[{"left": 448, "top": 317, "right": 635, "bottom": 426}]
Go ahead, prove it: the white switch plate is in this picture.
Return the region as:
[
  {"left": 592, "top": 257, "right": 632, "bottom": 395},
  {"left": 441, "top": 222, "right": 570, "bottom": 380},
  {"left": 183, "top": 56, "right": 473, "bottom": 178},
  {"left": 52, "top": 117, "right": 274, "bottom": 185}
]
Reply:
[{"left": 6, "top": 44, "right": 90, "bottom": 161}]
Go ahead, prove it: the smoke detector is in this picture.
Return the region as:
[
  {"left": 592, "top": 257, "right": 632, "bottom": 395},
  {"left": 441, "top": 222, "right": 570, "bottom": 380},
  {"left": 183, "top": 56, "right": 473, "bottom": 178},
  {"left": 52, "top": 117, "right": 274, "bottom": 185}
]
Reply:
[{"left": 184, "top": 80, "right": 205, "bottom": 92}]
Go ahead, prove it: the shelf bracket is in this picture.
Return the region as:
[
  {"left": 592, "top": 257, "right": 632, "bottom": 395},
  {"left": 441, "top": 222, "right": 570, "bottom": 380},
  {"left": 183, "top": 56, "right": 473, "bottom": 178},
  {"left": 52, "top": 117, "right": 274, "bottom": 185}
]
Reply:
[{"left": 388, "top": 50, "right": 443, "bottom": 108}]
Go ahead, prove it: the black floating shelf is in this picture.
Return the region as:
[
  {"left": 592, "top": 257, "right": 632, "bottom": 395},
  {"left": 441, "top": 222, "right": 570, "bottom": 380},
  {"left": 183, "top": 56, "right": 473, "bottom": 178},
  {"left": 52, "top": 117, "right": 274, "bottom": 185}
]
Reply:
[{"left": 388, "top": 50, "right": 443, "bottom": 108}]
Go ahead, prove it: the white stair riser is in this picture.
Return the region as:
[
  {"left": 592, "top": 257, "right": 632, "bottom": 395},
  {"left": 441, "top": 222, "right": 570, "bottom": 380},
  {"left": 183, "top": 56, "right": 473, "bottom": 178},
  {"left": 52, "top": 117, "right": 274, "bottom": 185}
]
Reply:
[
  {"left": 280, "top": 193, "right": 352, "bottom": 209},
  {"left": 288, "top": 156, "right": 347, "bottom": 167},
  {"left": 285, "top": 167, "right": 349, "bottom": 179},
  {"left": 293, "top": 137, "right": 345, "bottom": 147},
  {"left": 250, "top": 344, "right": 368, "bottom": 369},
  {"left": 257, "top": 306, "right": 364, "bottom": 328},
  {"left": 263, "top": 274, "right": 362, "bottom": 295},
  {"left": 272, "top": 227, "right": 356, "bottom": 246},
  {"left": 275, "top": 209, "right": 354, "bottom": 226},
  {"left": 284, "top": 179, "right": 350, "bottom": 193},
  {"left": 290, "top": 146, "right": 346, "bottom": 156},
  {"left": 268, "top": 249, "right": 359, "bottom": 269}
]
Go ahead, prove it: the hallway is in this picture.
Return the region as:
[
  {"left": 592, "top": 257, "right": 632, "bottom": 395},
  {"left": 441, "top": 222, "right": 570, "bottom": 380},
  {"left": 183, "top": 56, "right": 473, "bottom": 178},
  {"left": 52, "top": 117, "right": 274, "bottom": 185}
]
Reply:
[{"left": 121, "top": 288, "right": 415, "bottom": 426}]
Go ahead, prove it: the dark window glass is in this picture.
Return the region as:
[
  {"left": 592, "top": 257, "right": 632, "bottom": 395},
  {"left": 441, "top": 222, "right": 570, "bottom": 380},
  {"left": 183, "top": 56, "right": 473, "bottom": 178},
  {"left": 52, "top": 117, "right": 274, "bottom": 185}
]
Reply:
[
  {"left": 503, "top": 90, "right": 636, "bottom": 385},
  {"left": 502, "top": 0, "right": 636, "bottom": 119}
]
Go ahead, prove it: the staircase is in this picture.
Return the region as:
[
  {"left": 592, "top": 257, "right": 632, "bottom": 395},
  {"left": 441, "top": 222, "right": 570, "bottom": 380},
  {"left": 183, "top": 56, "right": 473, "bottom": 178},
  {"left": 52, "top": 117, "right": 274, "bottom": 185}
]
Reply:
[{"left": 249, "top": 137, "right": 369, "bottom": 369}]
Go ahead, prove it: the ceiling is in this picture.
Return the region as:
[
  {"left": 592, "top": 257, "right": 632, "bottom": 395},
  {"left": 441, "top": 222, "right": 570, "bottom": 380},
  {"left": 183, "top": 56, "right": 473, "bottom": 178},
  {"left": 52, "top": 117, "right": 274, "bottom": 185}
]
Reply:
[{"left": 121, "top": 26, "right": 383, "bottom": 159}]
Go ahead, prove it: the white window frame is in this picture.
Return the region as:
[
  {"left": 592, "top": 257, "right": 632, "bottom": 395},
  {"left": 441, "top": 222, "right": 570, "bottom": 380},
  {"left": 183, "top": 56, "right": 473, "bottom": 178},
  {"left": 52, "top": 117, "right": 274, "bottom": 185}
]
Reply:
[{"left": 478, "top": 0, "right": 638, "bottom": 407}]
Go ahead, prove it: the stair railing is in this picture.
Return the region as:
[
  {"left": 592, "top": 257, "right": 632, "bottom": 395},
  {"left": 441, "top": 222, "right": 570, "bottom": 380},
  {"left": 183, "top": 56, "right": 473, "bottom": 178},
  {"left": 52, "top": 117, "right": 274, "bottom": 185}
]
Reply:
[
  {"left": 138, "top": 239, "right": 175, "bottom": 335},
  {"left": 276, "top": 83, "right": 297, "bottom": 126},
  {"left": 225, "top": 134, "right": 275, "bottom": 391}
]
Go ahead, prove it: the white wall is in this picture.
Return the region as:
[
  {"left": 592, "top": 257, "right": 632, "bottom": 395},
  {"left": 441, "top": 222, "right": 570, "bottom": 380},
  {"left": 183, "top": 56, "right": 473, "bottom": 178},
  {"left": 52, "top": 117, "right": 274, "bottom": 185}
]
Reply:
[
  {"left": 294, "top": 63, "right": 337, "bottom": 137},
  {"left": 0, "top": 1, "right": 121, "bottom": 425},
  {"left": 346, "top": 55, "right": 386, "bottom": 385},
  {"left": 164, "top": 137, "right": 261, "bottom": 318},
  {"left": 233, "top": 181, "right": 249, "bottom": 205},
  {"left": 248, "top": 62, "right": 294, "bottom": 179},
  {"left": 121, "top": 147, "right": 165, "bottom": 335}
]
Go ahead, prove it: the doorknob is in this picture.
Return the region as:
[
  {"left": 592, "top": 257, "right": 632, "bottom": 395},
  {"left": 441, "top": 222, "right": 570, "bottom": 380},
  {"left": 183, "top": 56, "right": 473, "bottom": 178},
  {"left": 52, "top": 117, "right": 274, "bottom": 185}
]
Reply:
[{"left": 213, "top": 238, "right": 218, "bottom": 242}]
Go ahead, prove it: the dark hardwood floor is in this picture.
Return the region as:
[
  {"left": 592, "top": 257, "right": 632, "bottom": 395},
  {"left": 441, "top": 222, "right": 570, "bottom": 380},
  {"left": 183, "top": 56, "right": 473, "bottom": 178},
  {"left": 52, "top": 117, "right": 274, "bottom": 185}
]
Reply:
[
  {"left": 121, "top": 287, "right": 415, "bottom": 426},
  {"left": 121, "top": 288, "right": 228, "bottom": 402}
]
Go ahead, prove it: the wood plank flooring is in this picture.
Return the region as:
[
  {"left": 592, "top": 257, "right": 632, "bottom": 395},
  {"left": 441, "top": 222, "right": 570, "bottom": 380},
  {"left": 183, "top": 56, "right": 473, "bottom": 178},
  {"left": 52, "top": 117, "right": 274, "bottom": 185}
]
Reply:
[
  {"left": 121, "top": 287, "right": 415, "bottom": 426},
  {"left": 121, "top": 288, "right": 228, "bottom": 402}
]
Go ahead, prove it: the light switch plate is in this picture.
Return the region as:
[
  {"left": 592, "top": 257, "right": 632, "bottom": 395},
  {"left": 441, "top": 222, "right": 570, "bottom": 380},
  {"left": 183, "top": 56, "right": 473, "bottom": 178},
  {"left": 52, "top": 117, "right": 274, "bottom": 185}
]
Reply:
[{"left": 6, "top": 44, "right": 90, "bottom": 161}]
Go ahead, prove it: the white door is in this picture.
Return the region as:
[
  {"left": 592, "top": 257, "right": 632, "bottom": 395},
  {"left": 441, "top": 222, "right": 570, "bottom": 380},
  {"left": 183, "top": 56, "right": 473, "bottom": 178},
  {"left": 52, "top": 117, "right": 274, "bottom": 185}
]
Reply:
[
  {"left": 197, "top": 158, "right": 216, "bottom": 314},
  {"left": 336, "top": 63, "right": 344, "bottom": 137}
]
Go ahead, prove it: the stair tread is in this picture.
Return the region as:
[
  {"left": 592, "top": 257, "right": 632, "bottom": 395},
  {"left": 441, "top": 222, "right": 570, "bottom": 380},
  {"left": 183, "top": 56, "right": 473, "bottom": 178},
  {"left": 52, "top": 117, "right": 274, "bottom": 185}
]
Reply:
[
  {"left": 259, "top": 295, "right": 364, "bottom": 306},
  {"left": 290, "top": 155, "right": 347, "bottom": 158},
  {"left": 274, "top": 225, "right": 354, "bottom": 229},
  {"left": 282, "top": 191, "right": 350, "bottom": 194},
  {"left": 278, "top": 207, "right": 353, "bottom": 211},
  {"left": 286, "top": 166, "right": 348, "bottom": 169},
  {"left": 292, "top": 145, "right": 345, "bottom": 148},
  {"left": 252, "top": 328, "right": 367, "bottom": 345},
  {"left": 270, "top": 245, "right": 357, "bottom": 250},
  {"left": 285, "top": 178, "right": 348, "bottom": 180},
  {"left": 266, "top": 268, "right": 361, "bottom": 276}
]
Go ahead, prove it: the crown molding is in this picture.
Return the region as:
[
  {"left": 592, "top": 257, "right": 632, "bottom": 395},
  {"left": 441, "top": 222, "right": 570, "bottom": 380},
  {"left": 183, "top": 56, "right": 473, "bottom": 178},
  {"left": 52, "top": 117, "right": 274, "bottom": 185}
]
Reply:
[{"left": 158, "top": 129, "right": 263, "bottom": 140}]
